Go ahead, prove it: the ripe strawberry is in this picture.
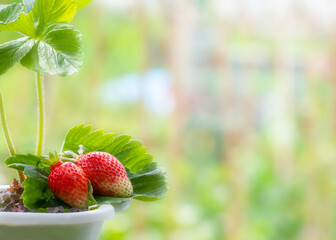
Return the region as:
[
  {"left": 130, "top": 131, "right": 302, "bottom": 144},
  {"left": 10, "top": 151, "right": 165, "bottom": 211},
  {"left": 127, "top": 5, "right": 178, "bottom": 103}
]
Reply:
[
  {"left": 76, "top": 152, "right": 133, "bottom": 198},
  {"left": 48, "top": 161, "right": 89, "bottom": 209}
]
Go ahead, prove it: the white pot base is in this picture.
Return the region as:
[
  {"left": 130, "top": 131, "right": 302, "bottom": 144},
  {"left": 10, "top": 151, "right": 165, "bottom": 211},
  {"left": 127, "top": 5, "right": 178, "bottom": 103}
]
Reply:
[{"left": 0, "top": 222, "right": 103, "bottom": 240}]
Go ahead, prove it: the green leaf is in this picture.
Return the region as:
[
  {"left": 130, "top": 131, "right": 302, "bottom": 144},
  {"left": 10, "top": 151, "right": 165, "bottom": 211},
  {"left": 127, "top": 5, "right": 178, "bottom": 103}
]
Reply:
[
  {"left": 23, "top": 0, "right": 35, "bottom": 13},
  {"left": 22, "top": 166, "right": 61, "bottom": 210},
  {"left": 4, "top": 153, "right": 51, "bottom": 172},
  {"left": 88, "top": 180, "right": 97, "bottom": 206},
  {"left": 0, "top": 4, "right": 35, "bottom": 36},
  {"left": 0, "top": 0, "right": 90, "bottom": 76},
  {"left": 0, "top": 37, "right": 34, "bottom": 76},
  {"left": 62, "top": 124, "right": 153, "bottom": 172},
  {"left": 23, "top": 0, "right": 89, "bottom": 25},
  {"left": 62, "top": 124, "right": 115, "bottom": 154},
  {"left": 127, "top": 165, "right": 168, "bottom": 201},
  {"left": 62, "top": 124, "right": 168, "bottom": 201},
  {"left": 0, "top": 0, "right": 78, "bottom": 36},
  {"left": 0, "top": 3, "right": 24, "bottom": 24},
  {"left": 24, "top": 164, "right": 49, "bottom": 180},
  {"left": 30, "top": 0, "right": 77, "bottom": 35},
  {"left": 20, "top": 23, "right": 83, "bottom": 76},
  {"left": 0, "top": 12, "right": 35, "bottom": 36}
]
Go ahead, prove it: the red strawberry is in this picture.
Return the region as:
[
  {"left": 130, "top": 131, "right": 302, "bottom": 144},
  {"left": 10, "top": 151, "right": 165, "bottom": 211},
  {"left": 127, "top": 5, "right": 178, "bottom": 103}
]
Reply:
[
  {"left": 76, "top": 152, "right": 133, "bottom": 198},
  {"left": 48, "top": 161, "right": 89, "bottom": 209}
]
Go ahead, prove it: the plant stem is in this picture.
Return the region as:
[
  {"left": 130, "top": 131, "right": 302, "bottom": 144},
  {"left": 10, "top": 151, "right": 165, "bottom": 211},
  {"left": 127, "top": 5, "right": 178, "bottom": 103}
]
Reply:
[
  {"left": 35, "top": 72, "right": 45, "bottom": 156},
  {"left": 0, "top": 91, "right": 25, "bottom": 183}
]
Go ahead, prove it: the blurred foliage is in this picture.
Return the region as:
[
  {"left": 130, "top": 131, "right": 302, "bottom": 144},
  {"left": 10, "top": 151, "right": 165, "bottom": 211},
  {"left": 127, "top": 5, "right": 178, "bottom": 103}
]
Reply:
[{"left": 1, "top": 0, "right": 336, "bottom": 240}]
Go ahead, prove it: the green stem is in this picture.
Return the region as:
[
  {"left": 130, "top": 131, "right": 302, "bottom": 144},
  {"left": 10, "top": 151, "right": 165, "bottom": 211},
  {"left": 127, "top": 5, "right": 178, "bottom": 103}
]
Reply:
[
  {"left": 35, "top": 72, "right": 45, "bottom": 156},
  {"left": 0, "top": 92, "right": 15, "bottom": 156},
  {"left": 0, "top": 91, "right": 25, "bottom": 183}
]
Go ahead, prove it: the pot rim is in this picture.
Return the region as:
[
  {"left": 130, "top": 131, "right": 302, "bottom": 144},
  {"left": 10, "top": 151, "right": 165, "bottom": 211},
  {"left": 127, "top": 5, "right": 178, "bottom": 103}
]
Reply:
[{"left": 0, "top": 185, "right": 130, "bottom": 226}]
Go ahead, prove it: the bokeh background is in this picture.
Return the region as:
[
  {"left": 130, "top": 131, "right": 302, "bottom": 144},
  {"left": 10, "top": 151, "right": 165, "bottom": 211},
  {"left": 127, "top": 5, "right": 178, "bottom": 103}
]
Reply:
[{"left": 1, "top": 0, "right": 336, "bottom": 239}]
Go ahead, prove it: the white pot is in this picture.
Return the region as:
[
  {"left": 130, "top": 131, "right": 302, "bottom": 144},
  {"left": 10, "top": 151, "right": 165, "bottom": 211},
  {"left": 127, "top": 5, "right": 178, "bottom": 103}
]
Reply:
[{"left": 0, "top": 185, "right": 130, "bottom": 240}]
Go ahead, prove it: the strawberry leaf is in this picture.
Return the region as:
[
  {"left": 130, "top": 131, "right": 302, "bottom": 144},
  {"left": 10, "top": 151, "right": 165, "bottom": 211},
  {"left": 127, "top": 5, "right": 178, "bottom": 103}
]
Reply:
[
  {"left": 127, "top": 164, "right": 167, "bottom": 201},
  {"left": 88, "top": 180, "right": 97, "bottom": 206},
  {"left": 22, "top": 0, "right": 91, "bottom": 14},
  {"left": 0, "top": 8, "right": 35, "bottom": 36},
  {"left": 20, "top": 23, "right": 83, "bottom": 76},
  {"left": 0, "top": 37, "right": 34, "bottom": 76},
  {"left": 22, "top": 166, "right": 68, "bottom": 210},
  {"left": 0, "top": 0, "right": 90, "bottom": 76},
  {"left": 62, "top": 125, "right": 116, "bottom": 154},
  {"left": 61, "top": 124, "right": 168, "bottom": 201},
  {"left": 4, "top": 153, "right": 51, "bottom": 172},
  {"left": 0, "top": 3, "right": 24, "bottom": 24},
  {"left": 23, "top": 0, "right": 34, "bottom": 13},
  {"left": 30, "top": 0, "right": 77, "bottom": 35},
  {"left": 62, "top": 124, "right": 153, "bottom": 172}
]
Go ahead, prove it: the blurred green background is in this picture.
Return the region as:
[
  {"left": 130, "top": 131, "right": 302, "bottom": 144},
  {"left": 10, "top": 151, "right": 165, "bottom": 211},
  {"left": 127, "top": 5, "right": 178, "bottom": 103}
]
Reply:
[{"left": 1, "top": 0, "right": 336, "bottom": 239}]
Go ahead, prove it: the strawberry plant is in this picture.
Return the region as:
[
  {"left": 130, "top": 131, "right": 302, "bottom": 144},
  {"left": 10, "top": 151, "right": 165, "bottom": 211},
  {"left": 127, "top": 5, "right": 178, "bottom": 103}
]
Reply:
[{"left": 0, "top": 0, "right": 167, "bottom": 212}]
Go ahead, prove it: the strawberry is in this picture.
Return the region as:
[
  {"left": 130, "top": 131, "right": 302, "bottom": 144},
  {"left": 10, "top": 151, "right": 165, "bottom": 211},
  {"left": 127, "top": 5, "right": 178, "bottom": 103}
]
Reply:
[
  {"left": 48, "top": 161, "right": 89, "bottom": 209},
  {"left": 76, "top": 152, "right": 133, "bottom": 198}
]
